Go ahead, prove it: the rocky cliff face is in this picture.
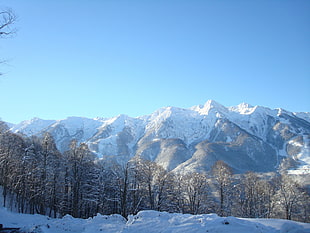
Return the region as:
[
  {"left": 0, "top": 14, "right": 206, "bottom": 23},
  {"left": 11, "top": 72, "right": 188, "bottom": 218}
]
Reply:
[{"left": 9, "top": 100, "right": 310, "bottom": 174}]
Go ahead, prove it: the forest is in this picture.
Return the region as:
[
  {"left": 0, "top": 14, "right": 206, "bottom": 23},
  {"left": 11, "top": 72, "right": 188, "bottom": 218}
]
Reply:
[{"left": 0, "top": 121, "right": 309, "bottom": 223}]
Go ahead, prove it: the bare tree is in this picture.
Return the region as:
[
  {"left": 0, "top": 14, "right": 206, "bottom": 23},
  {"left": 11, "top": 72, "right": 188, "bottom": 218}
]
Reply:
[
  {"left": 182, "top": 173, "right": 209, "bottom": 215},
  {"left": 212, "top": 160, "right": 233, "bottom": 216},
  {"left": 273, "top": 174, "right": 305, "bottom": 220},
  {"left": 0, "top": 8, "right": 17, "bottom": 75},
  {"left": 0, "top": 129, "right": 25, "bottom": 208},
  {"left": 135, "top": 158, "right": 166, "bottom": 211},
  {"left": 0, "top": 8, "right": 17, "bottom": 38}
]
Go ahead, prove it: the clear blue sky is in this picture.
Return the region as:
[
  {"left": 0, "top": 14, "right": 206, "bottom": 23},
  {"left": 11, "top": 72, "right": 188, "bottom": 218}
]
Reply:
[{"left": 0, "top": 0, "right": 309, "bottom": 123}]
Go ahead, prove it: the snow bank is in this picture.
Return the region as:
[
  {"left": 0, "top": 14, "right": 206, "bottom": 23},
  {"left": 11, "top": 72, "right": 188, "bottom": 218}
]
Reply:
[
  {"left": 0, "top": 208, "right": 309, "bottom": 233},
  {"left": 125, "top": 211, "right": 276, "bottom": 233}
]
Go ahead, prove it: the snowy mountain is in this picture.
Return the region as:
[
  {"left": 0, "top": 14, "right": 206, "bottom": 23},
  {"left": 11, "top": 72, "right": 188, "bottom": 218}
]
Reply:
[{"left": 8, "top": 100, "right": 310, "bottom": 174}]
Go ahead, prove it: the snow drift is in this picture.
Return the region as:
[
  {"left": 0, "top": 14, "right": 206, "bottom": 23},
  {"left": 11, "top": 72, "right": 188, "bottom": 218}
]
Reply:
[{"left": 0, "top": 208, "right": 309, "bottom": 233}]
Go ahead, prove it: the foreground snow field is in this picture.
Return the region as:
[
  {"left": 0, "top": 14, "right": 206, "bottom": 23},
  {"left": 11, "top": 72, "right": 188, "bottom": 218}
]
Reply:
[{"left": 1, "top": 208, "right": 309, "bottom": 233}]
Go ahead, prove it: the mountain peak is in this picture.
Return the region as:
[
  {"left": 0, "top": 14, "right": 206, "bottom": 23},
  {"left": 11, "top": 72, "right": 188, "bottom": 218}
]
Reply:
[
  {"left": 191, "top": 100, "right": 227, "bottom": 115},
  {"left": 229, "top": 102, "right": 256, "bottom": 115}
]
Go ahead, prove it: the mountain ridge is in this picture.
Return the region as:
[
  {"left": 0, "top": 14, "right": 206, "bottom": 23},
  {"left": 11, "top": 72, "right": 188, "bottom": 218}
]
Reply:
[{"left": 6, "top": 101, "right": 310, "bottom": 174}]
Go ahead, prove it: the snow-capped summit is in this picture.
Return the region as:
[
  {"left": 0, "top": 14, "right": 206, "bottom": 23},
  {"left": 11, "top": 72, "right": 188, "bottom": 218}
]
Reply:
[
  {"left": 6, "top": 100, "right": 310, "bottom": 174},
  {"left": 229, "top": 102, "right": 256, "bottom": 115},
  {"left": 191, "top": 99, "right": 227, "bottom": 116}
]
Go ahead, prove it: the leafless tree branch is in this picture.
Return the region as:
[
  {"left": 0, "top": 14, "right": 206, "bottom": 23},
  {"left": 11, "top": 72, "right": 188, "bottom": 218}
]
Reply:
[
  {"left": 0, "top": 9, "right": 17, "bottom": 38},
  {"left": 0, "top": 8, "right": 17, "bottom": 75}
]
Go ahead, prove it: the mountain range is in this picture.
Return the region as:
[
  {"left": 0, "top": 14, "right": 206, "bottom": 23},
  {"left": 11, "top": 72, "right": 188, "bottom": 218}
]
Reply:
[{"left": 7, "top": 100, "right": 310, "bottom": 174}]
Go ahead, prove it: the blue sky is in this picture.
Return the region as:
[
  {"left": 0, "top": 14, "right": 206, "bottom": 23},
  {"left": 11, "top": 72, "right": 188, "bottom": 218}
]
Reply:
[{"left": 0, "top": 0, "right": 309, "bottom": 123}]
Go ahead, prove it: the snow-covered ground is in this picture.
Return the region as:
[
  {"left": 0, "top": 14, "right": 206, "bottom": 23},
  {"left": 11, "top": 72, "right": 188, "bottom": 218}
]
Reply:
[{"left": 0, "top": 208, "right": 309, "bottom": 233}]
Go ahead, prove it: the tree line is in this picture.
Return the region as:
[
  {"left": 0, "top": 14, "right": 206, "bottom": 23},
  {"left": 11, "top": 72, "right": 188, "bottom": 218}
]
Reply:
[{"left": 0, "top": 122, "right": 309, "bottom": 222}]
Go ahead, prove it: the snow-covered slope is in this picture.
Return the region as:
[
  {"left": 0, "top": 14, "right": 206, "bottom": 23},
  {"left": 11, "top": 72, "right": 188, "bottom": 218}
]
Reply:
[
  {"left": 11, "top": 117, "right": 56, "bottom": 136},
  {"left": 1, "top": 208, "right": 309, "bottom": 233},
  {"left": 7, "top": 100, "right": 310, "bottom": 174}
]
